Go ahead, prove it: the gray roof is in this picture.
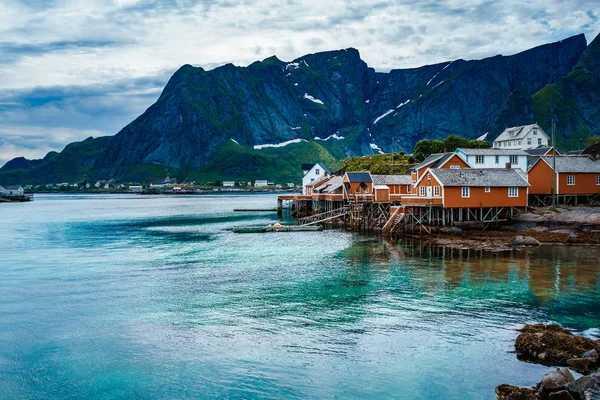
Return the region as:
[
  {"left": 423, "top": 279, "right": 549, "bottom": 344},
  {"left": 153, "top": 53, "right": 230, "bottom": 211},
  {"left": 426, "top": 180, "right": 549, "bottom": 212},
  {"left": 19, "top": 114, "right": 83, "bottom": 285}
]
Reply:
[
  {"left": 410, "top": 152, "right": 454, "bottom": 171},
  {"left": 525, "top": 147, "right": 558, "bottom": 156},
  {"left": 315, "top": 176, "right": 343, "bottom": 193},
  {"left": 493, "top": 124, "right": 548, "bottom": 142},
  {"left": 457, "top": 148, "right": 529, "bottom": 156},
  {"left": 565, "top": 150, "right": 583, "bottom": 156},
  {"left": 346, "top": 172, "right": 373, "bottom": 183},
  {"left": 432, "top": 168, "right": 530, "bottom": 187},
  {"left": 538, "top": 156, "right": 600, "bottom": 173},
  {"left": 371, "top": 175, "right": 412, "bottom": 185},
  {"left": 0, "top": 185, "right": 22, "bottom": 190}
]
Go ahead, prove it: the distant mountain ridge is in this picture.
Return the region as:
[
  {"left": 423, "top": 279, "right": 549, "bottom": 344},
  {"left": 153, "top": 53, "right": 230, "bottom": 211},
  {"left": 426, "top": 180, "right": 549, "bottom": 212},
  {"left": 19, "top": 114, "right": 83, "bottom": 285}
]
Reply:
[{"left": 1, "top": 32, "right": 598, "bottom": 185}]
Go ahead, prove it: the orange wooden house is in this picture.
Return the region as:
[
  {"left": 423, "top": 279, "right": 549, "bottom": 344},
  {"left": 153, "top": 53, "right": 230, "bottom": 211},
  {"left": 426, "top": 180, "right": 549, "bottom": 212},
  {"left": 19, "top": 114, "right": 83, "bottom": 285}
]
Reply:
[
  {"left": 528, "top": 156, "right": 600, "bottom": 198},
  {"left": 343, "top": 172, "right": 373, "bottom": 201},
  {"left": 404, "top": 168, "right": 530, "bottom": 208},
  {"left": 410, "top": 152, "right": 470, "bottom": 187}
]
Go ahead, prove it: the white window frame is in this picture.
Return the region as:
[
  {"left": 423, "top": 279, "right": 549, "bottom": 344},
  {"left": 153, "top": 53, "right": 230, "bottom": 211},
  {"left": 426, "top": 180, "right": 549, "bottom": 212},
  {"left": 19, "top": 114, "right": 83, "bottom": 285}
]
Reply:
[
  {"left": 485, "top": 187, "right": 491, "bottom": 193},
  {"left": 461, "top": 187, "right": 470, "bottom": 198},
  {"left": 315, "top": 168, "right": 320, "bottom": 175},
  {"left": 434, "top": 186, "right": 440, "bottom": 197},
  {"left": 495, "top": 155, "right": 499, "bottom": 164},
  {"left": 509, "top": 155, "right": 518, "bottom": 164},
  {"left": 407, "top": 185, "right": 412, "bottom": 193},
  {"left": 475, "top": 155, "right": 484, "bottom": 164},
  {"left": 567, "top": 175, "right": 575, "bottom": 185},
  {"left": 527, "top": 138, "right": 531, "bottom": 145},
  {"left": 597, "top": 176, "right": 600, "bottom": 186},
  {"left": 538, "top": 138, "right": 542, "bottom": 145},
  {"left": 450, "top": 165, "right": 460, "bottom": 169},
  {"left": 508, "top": 187, "right": 519, "bottom": 197},
  {"left": 419, "top": 186, "right": 425, "bottom": 196}
]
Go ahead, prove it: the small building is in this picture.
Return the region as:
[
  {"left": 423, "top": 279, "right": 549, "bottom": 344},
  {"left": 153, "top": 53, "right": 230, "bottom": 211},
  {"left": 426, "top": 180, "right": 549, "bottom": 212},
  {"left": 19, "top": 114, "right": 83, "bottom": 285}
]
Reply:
[
  {"left": 343, "top": 172, "right": 373, "bottom": 200},
  {"left": 528, "top": 156, "right": 600, "bottom": 197},
  {"left": 492, "top": 124, "right": 550, "bottom": 150},
  {"left": 456, "top": 148, "right": 528, "bottom": 171},
  {"left": 581, "top": 141, "right": 600, "bottom": 160},
  {"left": 222, "top": 181, "right": 235, "bottom": 187},
  {"left": 0, "top": 185, "right": 24, "bottom": 197},
  {"left": 302, "top": 163, "right": 330, "bottom": 195},
  {"left": 410, "top": 152, "right": 470, "bottom": 185},
  {"left": 373, "top": 185, "right": 391, "bottom": 203},
  {"left": 409, "top": 168, "right": 529, "bottom": 208},
  {"left": 129, "top": 185, "right": 143, "bottom": 192},
  {"left": 254, "top": 180, "right": 268, "bottom": 187},
  {"left": 286, "top": 183, "right": 295, "bottom": 188}
]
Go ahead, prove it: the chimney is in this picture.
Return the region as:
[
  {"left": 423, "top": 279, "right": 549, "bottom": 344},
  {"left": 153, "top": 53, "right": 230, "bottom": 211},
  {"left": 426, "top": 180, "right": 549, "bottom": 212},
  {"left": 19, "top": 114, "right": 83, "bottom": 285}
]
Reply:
[{"left": 505, "top": 163, "right": 511, "bottom": 169}]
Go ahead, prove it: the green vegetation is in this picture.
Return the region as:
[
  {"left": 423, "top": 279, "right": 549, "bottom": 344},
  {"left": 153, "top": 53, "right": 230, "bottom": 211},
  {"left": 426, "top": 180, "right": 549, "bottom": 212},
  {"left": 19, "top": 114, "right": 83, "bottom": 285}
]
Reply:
[
  {"left": 341, "top": 153, "right": 412, "bottom": 175},
  {"left": 413, "top": 135, "right": 490, "bottom": 162}
]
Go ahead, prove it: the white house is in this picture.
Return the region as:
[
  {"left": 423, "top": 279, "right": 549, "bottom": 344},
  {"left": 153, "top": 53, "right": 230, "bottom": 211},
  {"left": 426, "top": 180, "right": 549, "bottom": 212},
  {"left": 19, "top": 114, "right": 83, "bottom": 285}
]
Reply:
[
  {"left": 302, "top": 163, "right": 330, "bottom": 195},
  {"left": 0, "top": 185, "right": 24, "bottom": 197},
  {"left": 129, "top": 185, "right": 143, "bottom": 192},
  {"left": 456, "top": 148, "right": 529, "bottom": 171},
  {"left": 222, "top": 181, "right": 235, "bottom": 187},
  {"left": 493, "top": 124, "right": 550, "bottom": 150},
  {"left": 254, "top": 180, "right": 268, "bottom": 187}
]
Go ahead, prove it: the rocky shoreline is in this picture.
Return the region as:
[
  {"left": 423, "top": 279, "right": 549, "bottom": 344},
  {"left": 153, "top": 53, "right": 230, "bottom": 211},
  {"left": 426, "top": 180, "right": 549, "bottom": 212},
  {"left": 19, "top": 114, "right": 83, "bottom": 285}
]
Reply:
[
  {"left": 413, "top": 206, "right": 600, "bottom": 251},
  {"left": 497, "top": 324, "right": 600, "bottom": 400}
]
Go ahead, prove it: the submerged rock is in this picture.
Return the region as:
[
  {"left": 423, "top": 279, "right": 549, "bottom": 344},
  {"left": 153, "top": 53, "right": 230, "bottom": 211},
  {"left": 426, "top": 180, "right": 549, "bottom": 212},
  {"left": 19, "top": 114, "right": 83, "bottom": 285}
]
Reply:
[
  {"left": 495, "top": 384, "right": 537, "bottom": 399},
  {"left": 514, "top": 236, "right": 541, "bottom": 246},
  {"left": 515, "top": 324, "right": 600, "bottom": 373}
]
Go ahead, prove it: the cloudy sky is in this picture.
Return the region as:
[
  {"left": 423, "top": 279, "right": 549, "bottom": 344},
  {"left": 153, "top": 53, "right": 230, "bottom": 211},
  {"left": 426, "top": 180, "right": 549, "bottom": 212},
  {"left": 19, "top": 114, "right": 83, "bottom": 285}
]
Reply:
[{"left": 0, "top": 0, "right": 598, "bottom": 166}]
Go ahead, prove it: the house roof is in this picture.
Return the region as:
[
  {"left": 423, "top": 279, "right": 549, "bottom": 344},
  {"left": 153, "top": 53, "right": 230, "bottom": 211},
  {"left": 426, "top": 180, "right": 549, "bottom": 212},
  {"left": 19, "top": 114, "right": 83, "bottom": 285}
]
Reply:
[
  {"left": 373, "top": 185, "right": 390, "bottom": 190},
  {"left": 493, "top": 124, "right": 548, "bottom": 142},
  {"left": 371, "top": 174, "right": 412, "bottom": 185},
  {"left": 316, "top": 176, "right": 343, "bottom": 193},
  {"left": 566, "top": 150, "right": 583, "bottom": 156},
  {"left": 303, "top": 162, "right": 330, "bottom": 175},
  {"left": 410, "top": 152, "right": 454, "bottom": 171},
  {"left": 432, "top": 168, "right": 530, "bottom": 187},
  {"left": 538, "top": 156, "right": 600, "bottom": 173},
  {"left": 1, "top": 185, "right": 22, "bottom": 190},
  {"left": 457, "top": 148, "right": 529, "bottom": 156},
  {"left": 525, "top": 147, "right": 558, "bottom": 156},
  {"left": 345, "top": 172, "right": 373, "bottom": 183}
]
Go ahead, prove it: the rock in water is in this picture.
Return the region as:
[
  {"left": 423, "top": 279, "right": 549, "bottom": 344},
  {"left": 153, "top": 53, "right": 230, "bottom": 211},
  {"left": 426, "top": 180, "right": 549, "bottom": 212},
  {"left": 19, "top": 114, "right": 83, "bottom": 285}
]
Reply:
[
  {"left": 539, "top": 368, "right": 576, "bottom": 393},
  {"left": 568, "top": 358, "right": 599, "bottom": 375},
  {"left": 513, "top": 236, "right": 541, "bottom": 246},
  {"left": 495, "top": 384, "right": 537, "bottom": 399},
  {"left": 549, "top": 390, "right": 576, "bottom": 399},
  {"left": 515, "top": 324, "right": 600, "bottom": 373},
  {"left": 566, "top": 377, "right": 600, "bottom": 399}
]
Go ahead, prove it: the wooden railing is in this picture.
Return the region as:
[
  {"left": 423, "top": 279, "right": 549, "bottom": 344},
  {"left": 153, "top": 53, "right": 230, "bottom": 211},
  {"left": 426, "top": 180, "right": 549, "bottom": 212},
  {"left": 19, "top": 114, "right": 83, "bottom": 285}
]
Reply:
[{"left": 400, "top": 196, "right": 443, "bottom": 205}]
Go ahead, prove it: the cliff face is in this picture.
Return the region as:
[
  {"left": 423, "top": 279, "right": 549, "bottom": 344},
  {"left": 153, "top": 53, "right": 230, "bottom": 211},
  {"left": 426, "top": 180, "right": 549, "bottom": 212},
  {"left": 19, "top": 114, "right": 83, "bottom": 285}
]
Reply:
[{"left": 0, "top": 33, "right": 595, "bottom": 184}]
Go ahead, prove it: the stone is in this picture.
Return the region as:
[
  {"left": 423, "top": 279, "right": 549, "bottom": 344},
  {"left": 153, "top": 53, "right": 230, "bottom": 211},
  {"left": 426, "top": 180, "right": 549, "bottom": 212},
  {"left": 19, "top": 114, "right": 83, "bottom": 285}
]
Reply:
[
  {"left": 583, "top": 350, "right": 599, "bottom": 359},
  {"left": 566, "top": 377, "right": 600, "bottom": 400},
  {"left": 567, "top": 358, "right": 599, "bottom": 376},
  {"left": 495, "top": 384, "right": 537, "bottom": 399},
  {"left": 514, "top": 236, "right": 542, "bottom": 246},
  {"left": 440, "top": 226, "right": 463, "bottom": 234},
  {"left": 549, "top": 390, "right": 576, "bottom": 399},
  {"left": 551, "top": 229, "right": 575, "bottom": 235},
  {"left": 539, "top": 368, "right": 576, "bottom": 393},
  {"left": 584, "top": 389, "right": 600, "bottom": 400}
]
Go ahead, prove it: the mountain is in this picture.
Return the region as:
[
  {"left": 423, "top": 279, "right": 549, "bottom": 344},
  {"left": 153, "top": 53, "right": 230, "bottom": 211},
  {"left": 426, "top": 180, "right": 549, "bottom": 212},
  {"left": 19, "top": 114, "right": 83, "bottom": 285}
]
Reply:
[{"left": 1, "top": 33, "right": 596, "bottom": 185}]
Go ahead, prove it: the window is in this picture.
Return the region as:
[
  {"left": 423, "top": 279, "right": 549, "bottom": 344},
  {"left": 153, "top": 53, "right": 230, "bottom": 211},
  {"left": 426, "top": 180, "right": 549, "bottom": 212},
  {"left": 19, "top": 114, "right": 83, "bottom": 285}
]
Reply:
[
  {"left": 475, "top": 155, "right": 484, "bottom": 164},
  {"left": 597, "top": 176, "right": 600, "bottom": 186},
  {"left": 495, "top": 155, "right": 499, "bottom": 164},
  {"left": 315, "top": 168, "right": 320, "bottom": 175},
  {"left": 538, "top": 138, "right": 542, "bottom": 145},
  {"left": 485, "top": 187, "right": 491, "bottom": 193},
  {"left": 533, "top": 130, "right": 537, "bottom": 136},
  {"left": 427, "top": 173, "right": 431, "bottom": 179},
  {"left": 407, "top": 185, "right": 412, "bottom": 193},
  {"left": 509, "top": 155, "right": 518, "bottom": 164},
  {"left": 527, "top": 138, "right": 532, "bottom": 145},
  {"left": 567, "top": 175, "right": 575, "bottom": 185},
  {"left": 508, "top": 187, "right": 518, "bottom": 197},
  {"left": 434, "top": 186, "right": 440, "bottom": 197},
  {"left": 310, "top": 178, "right": 315, "bottom": 182},
  {"left": 419, "top": 186, "right": 425, "bottom": 196},
  {"left": 461, "top": 187, "right": 470, "bottom": 198},
  {"left": 450, "top": 165, "right": 460, "bottom": 169}
]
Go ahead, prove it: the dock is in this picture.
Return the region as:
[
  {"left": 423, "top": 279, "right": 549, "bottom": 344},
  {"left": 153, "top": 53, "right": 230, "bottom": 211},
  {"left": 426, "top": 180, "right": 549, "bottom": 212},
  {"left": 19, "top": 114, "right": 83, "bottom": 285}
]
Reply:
[
  {"left": 233, "top": 225, "right": 322, "bottom": 233},
  {"left": 233, "top": 208, "right": 277, "bottom": 212}
]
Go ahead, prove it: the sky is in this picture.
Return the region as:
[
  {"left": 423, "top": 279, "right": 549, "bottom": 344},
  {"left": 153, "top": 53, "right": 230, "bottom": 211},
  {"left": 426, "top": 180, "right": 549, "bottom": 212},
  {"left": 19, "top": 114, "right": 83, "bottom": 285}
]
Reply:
[{"left": 0, "top": 0, "right": 599, "bottom": 167}]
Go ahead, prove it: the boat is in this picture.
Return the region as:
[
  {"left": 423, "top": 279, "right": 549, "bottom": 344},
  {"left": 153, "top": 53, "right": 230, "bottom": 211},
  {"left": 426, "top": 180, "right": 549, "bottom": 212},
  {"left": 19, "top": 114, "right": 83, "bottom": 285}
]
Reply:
[{"left": 232, "top": 223, "right": 322, "bottom": 233}]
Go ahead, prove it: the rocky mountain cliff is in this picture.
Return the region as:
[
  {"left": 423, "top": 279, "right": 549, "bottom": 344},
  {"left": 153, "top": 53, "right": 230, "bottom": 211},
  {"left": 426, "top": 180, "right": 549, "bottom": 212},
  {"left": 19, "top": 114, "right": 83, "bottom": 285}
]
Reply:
[{"left": 1, "top": 33, "right": 597, "bottom": 184}]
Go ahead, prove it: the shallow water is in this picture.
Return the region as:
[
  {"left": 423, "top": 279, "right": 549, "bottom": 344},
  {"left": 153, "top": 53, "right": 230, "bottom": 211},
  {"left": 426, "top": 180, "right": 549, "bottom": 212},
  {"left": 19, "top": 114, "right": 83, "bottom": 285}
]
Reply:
[{"left": 1, "top": 194, "right": 599, "bottom": 399}]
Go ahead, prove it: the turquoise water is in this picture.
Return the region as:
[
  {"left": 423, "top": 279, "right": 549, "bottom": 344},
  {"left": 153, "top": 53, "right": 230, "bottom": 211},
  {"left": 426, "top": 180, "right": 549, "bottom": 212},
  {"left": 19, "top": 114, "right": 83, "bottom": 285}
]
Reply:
[{"left": 1, "top": 194, "right": 599, "bottom": 399}]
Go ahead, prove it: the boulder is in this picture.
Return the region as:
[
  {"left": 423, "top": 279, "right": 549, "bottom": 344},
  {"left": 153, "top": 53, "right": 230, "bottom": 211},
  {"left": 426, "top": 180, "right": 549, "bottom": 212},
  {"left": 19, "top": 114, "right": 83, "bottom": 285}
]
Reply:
[
  {"left": 549, "top": 390, "right": 576, "bottom": 399},
  {"left": 566, "top": 377, "right": 600, "bottom": 400},
  {"left": 568, "top": 358, "right": 599, "bottom": 375},
  {"left": 495, "top": 384, "right": 537, "bottom": 399},
  {"left": 539, "top": 368, "right": 576, "bottom": 393},
  {"left": 515, "top": 324, "right": 600, "bottom": 373},
  {"left": 514, "top": 236, "right": 542, "bottom": 246}
]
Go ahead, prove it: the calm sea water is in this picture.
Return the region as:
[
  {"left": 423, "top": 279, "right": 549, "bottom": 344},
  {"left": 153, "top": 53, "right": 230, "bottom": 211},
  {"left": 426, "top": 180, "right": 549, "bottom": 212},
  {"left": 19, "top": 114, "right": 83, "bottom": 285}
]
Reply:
[{"left": 1, "top": 194, "right": 599, "bottom": 399}]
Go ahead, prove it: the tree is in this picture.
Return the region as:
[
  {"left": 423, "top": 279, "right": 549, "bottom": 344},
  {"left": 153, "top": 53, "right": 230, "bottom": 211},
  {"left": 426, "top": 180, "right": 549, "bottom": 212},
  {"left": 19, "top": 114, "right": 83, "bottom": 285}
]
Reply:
[{"left": 413, "top": 139, "right": 444, "bottom": 162}]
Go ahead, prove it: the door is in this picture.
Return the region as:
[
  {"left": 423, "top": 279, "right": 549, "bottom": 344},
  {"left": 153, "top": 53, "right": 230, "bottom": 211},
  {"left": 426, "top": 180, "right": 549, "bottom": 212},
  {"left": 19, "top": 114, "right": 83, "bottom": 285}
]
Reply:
[{"left": 426, "top": 186, "right": 432, "bottom": 198}]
